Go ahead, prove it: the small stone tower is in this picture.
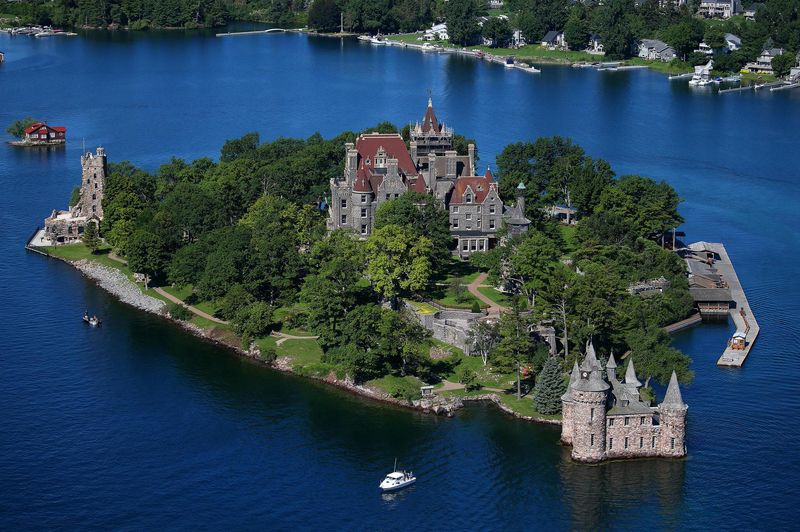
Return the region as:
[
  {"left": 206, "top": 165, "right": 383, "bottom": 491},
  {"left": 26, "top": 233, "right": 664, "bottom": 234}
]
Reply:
[
  {"left": 560, "top": 361, "right": 580, "bottom": 446},
  {"left": 569, "top": 342, "right": 610, "bottom": 463},
  {"left": 74, "top": 147, "right": 107, "bottom": 220},
  {"left": 657, "top": 371, "right": 688, "bottom": 458}
]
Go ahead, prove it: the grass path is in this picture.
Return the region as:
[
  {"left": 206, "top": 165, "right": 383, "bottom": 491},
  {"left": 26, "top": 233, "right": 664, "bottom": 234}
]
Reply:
[{"left": 271, "top": 331, "right": 320, "bottom": 346}]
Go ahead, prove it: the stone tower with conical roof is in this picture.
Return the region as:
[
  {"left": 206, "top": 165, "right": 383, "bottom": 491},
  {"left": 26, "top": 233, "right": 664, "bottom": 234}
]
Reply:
[
  {"left": 657, "top": 371, "right": 688, "bottom": 457},
  {"left": 568, "top": 341, "right": 610, "bottom": 462},
  {"left": 74, "top": 146, "right": 107, "bottom": 220},
  {"left": 561, "top": 344, "right": 688, "bottom": 462}
]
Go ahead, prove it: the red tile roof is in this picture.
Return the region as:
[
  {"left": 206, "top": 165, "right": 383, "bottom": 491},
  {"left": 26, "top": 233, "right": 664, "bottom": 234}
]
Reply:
[
  {"left": 451, "top": 168, "right": 496, "bottom": 204},
  {"left": 353, "top": 133, "right": 422, "bottom": 194},
  {"left": 24, "top": 122, "right": 66, "bottom": 134}
]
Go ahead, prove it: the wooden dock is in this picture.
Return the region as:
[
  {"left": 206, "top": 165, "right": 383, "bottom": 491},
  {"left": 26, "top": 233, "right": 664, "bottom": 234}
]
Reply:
[
  {"left": 702, "top": 243, "right": 760, "bottom": 367},
  {"left": 663, "top": 312, "right": 702, "bottom": 334}
]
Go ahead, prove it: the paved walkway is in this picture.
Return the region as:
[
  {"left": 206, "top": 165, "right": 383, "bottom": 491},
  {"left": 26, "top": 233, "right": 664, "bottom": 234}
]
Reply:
[
  {"left": 271, "top": 331, "right": 319, "bottom": 346},
  {"left": 467, "top": 273, "right": 508, "bottom": 314},
  {"left": 439, "top": 379, "right": 505, "bottom": 393},
  {"left": 153, "top": 287, "right": 229, "bottom": 325}
]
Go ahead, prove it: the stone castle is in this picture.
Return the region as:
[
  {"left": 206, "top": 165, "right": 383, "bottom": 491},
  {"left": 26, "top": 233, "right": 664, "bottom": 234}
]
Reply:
[
  {"left": 327, "top": 99, "right": 530, "bottom": 258},
  {"left": 43, "top": 147, "right": 107, "bottom": 244},
  {"left": 561, "top": 341, "right": 688, "bottom": 462}
]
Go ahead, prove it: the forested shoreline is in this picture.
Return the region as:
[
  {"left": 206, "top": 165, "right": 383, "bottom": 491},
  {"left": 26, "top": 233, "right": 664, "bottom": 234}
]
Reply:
[{"left": 72, "top": 123, "right": 696, "bottom": 412}]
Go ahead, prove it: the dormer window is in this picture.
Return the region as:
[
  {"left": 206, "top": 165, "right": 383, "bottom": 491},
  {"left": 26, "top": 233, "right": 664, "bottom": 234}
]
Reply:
[
  {"left": 477, "top": 185, "right": 483, "bottom": 191},
  {"left": 465, "top": 194, "right": 472, "bottom": 203}
]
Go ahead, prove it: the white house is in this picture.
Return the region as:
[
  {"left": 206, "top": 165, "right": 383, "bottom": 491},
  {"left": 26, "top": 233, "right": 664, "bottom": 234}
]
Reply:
[
  {"left": 424, "top": 23, "right": 448, "bottom": 41},
  {"left": 587, "top": 33, "right": 604, "bottom": 54},
  {"left": 698, "top": 0, "right": 741, "bottom": 18},
  {"left": 541, "top": 30, "right": 566, "bottom": 50}
]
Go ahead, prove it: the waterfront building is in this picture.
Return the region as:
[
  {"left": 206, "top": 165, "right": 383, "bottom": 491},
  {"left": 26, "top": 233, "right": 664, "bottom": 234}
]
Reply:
[
  {"left": 23, "top": 122, "right": 66, "bottom": 144},
  {"left": 561, "top": 342, "right": 688, "bottom": 463},
  {"left": 698, "top": 0, "right": 741, "bottom": 18},
  {"left": 744, "top": 47, "right": 785, "bottom": 75},
  {"left": 725, "top": 33, "right": 742, "bottom": 51},
  {"left": 328, "top": 101, "right": 529, "bottom": 255},
  {"left": 541, "top": 31, "right": 566, "bottom": 50},
  {"left": 43, "top": 147, "right": 107, "bottom": 244},
  {"left": 638, "top": 39, "right": 676, "bottom": 62}
]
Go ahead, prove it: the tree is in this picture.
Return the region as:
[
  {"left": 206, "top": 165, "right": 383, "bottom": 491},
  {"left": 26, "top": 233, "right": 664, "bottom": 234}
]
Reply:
[
  {"left": 564, "top": 4, "right": 590, "bottom": 51},
  {"left": 458, "top": 367, "right": 480, "bottom": 391},
  {"left": 308, "top": 0, "right": 341, "bottom": 32},
  {"left": 374, "top": 192, "right": 451, "bottom": 271},
  {"left": 539, "top": 263, "right": 577, "bottom": 360},
  {"left": 467, "top": 319, "right": 500, "bottom": 366},
  {"left": 704, "top": 25, "right": 726, "bottom": 50},
  {"left": 494, "top": 301, "right": 535, "bottom": 399},
  {"left": 506, "top": 230, "right": 560, "bottom": 309},
  {"left": 771, "top": 53, "right": 796, "bottom": 78},
  {"left": 365, "top": 224, "right": 432, "bottom": 308},
  {"left": 126, "top": 229, "right": 169, "bottom": 288},
  {"left": 445, "top": 0, "right": 483, "bottom": 46},
  {"left": 595, "top": 0, "right": 635, "bottom": 59},
  {"left": 533, "top": 356, "right": 567, "bottom": 414},
  {"left": 6, "top": 117, "right": 36, "bottom": 139},
  {"left": 624, "top": 327, "right": 693, "bottom": 386},
  {"left": 232, "top": 301, "right": 274, "bottom": 341},
  {"left": 482, "top": 17, "right": 512, "bottom": 48},
  {"left": 663, "top": 18, "right": 705, "bottom": 61},
  {"left": 595, "top": 175, "right": 683, "bottom": 241},
  {"left": 82, "top": 220, "right": 101, "bottom": 253}
]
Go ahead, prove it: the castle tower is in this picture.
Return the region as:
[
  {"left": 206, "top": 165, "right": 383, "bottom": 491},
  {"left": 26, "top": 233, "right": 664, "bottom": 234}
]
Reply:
[
  {"left": 570, "top": 342, "right": 610, "bottom": 463},
  {"left": 606, "top": 351, "right": 618, "bottom": 382},
  {"left": 516, "top": 182, "right": 526, "bottom": 214},
  {"left": 560, "top": 361, "right": 580, "bottom": 445},
  {"left": 74, "top": 147, "right": 107, "bottom": 220},
  {"left": 657, "top": 371, "right": 688, "bottom": 458}
]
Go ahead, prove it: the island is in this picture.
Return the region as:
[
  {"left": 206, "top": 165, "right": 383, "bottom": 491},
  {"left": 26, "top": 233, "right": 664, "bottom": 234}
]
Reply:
[{"left": 28, "top": 100, "right": 711, "bottom": 463}]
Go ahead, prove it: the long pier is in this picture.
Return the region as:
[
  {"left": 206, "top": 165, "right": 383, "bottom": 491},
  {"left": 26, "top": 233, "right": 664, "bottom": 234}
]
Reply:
[
  {"left": 215, "top": 28, "right": 286, "bottom": 37},
  {"left": 702, "top": 243, "right": 760, "bottom": 367}
]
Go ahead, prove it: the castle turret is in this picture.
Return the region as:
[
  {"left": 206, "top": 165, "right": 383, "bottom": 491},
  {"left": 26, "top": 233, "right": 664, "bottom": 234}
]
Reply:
[
  {"left": 570, "top": 341, "right": 610, "bottom": 462},
  {"left": 560, "top": 361, "right": 580, "bottom": 445},
  {"left": 606, "top": 351, "right": 618, "bottom": 382},
  {"left": 624, "top": 358, "right": 642, "bottom": 389},
  {"left": 658, "top": 371, "right": 688, "bottom": 458}
]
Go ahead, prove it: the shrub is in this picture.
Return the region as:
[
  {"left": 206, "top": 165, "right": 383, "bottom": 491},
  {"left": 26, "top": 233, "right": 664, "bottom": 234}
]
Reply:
[
  {"left": 231, "top": 302, "right": 274, "bottom": 338},
  {"left": 168, "top": 302, "right": 191, "bottom": 321},
  {"left": 260, "top": 345, "right": 277, "bottom": 363},
  {"left": 471, "top": 301, "right": 481, "bottom": 313},
  {"left": 457, "top": 367, "right": 480, "bottom": 391}
]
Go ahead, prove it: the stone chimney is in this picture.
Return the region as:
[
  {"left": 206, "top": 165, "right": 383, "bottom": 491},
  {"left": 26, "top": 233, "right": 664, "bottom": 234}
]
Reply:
[
  {"left": 468, "top": 143, "right": 475, "bottom": 173},
  {"left": 387, "top": 158, "right": 399, "bottom": 179},
  {"left": 445, "top": 150, "right": 457, "bottom": 179},
  {"left": 345, "top": 143, "right": 358, "bottom": 183},
  {"left": 410, "top": 140, "right": 418, "bottom": 161}
]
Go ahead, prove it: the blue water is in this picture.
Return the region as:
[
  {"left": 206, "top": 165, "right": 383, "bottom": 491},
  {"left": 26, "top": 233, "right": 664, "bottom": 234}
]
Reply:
[{"left": 2, "top": 28, "right": 800, "bottom": 529}]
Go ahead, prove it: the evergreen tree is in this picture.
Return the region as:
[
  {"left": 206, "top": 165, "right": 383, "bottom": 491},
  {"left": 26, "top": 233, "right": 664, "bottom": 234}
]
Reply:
[
  {"left": 533, "top": 356, "right": 566, "bottom": 415},
  {"left": 82, "top": 220, "right": 101, "bottom": 254}
]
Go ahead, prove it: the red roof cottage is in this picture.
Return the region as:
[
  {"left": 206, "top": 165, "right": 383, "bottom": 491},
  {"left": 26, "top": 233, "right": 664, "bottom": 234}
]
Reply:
[{"left": 23, "top": 122, "right": 67, "bottom": 144}]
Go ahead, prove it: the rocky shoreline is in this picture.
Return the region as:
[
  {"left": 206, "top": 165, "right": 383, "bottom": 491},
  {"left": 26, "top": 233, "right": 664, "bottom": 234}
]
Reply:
[{"left": 60, "top": 254, "right": 560, "bottom": 426}]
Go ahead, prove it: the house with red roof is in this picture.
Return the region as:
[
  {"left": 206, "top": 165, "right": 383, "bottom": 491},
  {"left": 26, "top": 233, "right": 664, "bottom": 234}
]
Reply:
[
  {"left": 327, "top": 100, "right": 529, "bottom": 256},
  {"left": 22, "top": 122, "right": 67, "bottom": 145}
]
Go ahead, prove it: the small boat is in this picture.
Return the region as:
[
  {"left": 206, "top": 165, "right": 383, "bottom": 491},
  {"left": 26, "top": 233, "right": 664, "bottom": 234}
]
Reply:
[
  {"left": 357, "top": 35, "right": 371, "bottom": 42},
  {"left": 421, "top": 43, "right": 435, "bottom": 52},
  {"left": 83, "top": 313, "right": 102, "bottom": 327},
  {"left": 370, "top": 36, "right": 386, "bottom": 45},
  {"left": 379, "top": 460, "right": 416, "bottom": 493},
  {"left": 504, "top": 56, "right": 514, "bottom": 68},
  {"left": 688, "top": 75, "right": 712, "bottom": 87}
]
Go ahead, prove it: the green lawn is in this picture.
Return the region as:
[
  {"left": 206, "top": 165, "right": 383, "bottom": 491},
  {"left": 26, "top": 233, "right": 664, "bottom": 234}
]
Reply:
[
  {"left": 366, "top": 374, "right": 425, "bottom": 401},
  {"left": 559, "top": 224, "right": 578, "bottom": 254},
  {"left": 433, "top": 290, "right": 488, "bottom": 310},
  {"left": 468, "top": 44, "right": 597, "bottom": 64},
  {"left": 445, "top": 354, "right": 517, "bottom": 391},
  {"left": 477, "top": 286, "right": 513, "bottom": 307},
  {"left": 626, "top": 57, "right": 692, "bottom": 75},
  {"left": 385, "top": 33, "right": 428, "bottom": 44}
]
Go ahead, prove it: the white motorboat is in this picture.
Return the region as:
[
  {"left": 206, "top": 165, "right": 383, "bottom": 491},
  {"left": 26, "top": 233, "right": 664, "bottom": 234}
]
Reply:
[
  {"left": 357, "top": 35, "right": 371, "bottom": 42},
  {"left": 688, "top": 75, "right": 713, "bottom": 87},
  {"left": 421, "top": 43, "right": 435, "bottom": 52},
  {"left": 370, "top": 36, "right": 386, "bottom": 45},
  {"left": 379, "top": 460, "right": 416, "bottom": 492}
]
